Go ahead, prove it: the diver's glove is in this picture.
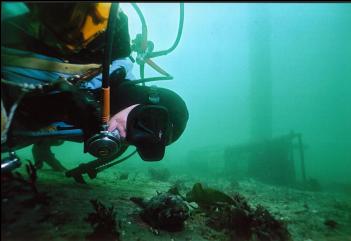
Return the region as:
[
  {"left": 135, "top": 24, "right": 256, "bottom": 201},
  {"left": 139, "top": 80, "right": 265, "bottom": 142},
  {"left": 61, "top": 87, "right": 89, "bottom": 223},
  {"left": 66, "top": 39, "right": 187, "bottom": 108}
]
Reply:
[{"left": 126, "top": 104, "right": 172, "bottom": 161}]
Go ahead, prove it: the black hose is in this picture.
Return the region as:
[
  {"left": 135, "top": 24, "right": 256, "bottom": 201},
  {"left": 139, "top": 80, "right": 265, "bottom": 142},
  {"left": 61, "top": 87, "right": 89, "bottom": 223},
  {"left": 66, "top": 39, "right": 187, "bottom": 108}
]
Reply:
[
  {"left": 102, "top": 3, "right": 119, "bottom": 89},
  {"left": 131, "top": 3, "right": 148, "bottom": 50},
  {"left": 131, "top": 3, "right": 148, "bottom": 85},
  {"left": 148, "top": 3, "right": 184, "bottom": 58},
  {"left": 129, "top": 3, "right": 184, "bottom": 87},
  {"left": 96, "top": 149, "right": 138, "bottom": 173},
  {"left": 121, "top": 76, "right": 173, "bottom": 86}
]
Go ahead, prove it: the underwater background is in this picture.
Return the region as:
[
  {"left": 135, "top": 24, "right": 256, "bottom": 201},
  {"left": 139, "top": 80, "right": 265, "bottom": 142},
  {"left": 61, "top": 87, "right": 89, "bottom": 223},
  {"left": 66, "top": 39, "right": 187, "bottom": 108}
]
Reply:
[
  {"left": 2, "top": 2, "right": 351, "bottom": 241},
  {"left": 8, "top": 2, "right": 350, "bottom": 188}
]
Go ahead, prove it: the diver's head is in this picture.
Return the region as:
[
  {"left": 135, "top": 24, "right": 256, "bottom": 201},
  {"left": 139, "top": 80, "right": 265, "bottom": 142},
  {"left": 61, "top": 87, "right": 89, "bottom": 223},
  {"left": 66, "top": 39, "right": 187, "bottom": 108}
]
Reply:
[
  {"left": 25, "top": 3, "right": 107, "bottom": 52},
  {"left": 110, "top": 84, "right": 189, "bottom": 161}
]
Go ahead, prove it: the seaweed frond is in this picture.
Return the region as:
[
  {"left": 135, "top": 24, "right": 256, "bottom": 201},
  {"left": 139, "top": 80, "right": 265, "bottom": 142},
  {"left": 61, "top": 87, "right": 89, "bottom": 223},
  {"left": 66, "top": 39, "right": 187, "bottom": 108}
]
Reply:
[{"left": 84, "top": 199, "right": 120, "bottom": 241}]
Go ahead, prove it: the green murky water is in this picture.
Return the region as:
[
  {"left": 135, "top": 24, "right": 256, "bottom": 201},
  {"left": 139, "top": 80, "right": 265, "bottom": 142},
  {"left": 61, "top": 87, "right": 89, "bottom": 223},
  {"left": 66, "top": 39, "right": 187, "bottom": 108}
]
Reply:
[{"left": 2, "top": 3, "right": 351, "bottom": 241}]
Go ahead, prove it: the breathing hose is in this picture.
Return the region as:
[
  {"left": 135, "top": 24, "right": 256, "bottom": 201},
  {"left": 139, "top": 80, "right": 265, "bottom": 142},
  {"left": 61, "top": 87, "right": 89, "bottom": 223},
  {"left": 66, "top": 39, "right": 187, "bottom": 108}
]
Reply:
[
  {"left": 121, "top": 77, "right": 172, "bottom": 86},
  {"left": 102, "top": 3, "right": 119, "bottom": 124},
  {"left": 131, "top": 3, "right": 147, "bottom": 81},
  {"left": 148, "top": 3, "right": 184, "bottom": 58},
  {"left": 84, "top": 3, "right": 122, "bottom": 160},
  {"left": 130, "top": 3, "right": 148, "bottom": 52},
  {"left": 130, "top": 3, "right": 185, "bottom": 83},
  {"left": 96, "top": 149, "right": 138, "bottom": 173}
]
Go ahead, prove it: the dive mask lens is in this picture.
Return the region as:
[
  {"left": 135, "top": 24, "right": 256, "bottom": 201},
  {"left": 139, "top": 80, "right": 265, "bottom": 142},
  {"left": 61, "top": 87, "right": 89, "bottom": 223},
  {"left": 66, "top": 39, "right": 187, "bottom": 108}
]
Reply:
[{"left": 126, "top": 105, "right": 172, "bottom": 161}]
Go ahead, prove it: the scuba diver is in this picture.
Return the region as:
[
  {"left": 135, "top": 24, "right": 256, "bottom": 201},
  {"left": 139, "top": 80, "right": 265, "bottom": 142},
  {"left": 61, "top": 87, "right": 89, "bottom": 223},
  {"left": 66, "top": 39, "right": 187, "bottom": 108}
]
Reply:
[{"left": 1, "top": 3, "right": 188, "bottom": 176}]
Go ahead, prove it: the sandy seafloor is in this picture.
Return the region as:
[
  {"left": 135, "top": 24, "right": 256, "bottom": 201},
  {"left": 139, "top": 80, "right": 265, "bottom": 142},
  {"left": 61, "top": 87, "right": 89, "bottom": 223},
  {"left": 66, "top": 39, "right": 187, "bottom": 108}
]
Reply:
[{"left": 2, "top": 162, "right": 351, "bottom": 241}]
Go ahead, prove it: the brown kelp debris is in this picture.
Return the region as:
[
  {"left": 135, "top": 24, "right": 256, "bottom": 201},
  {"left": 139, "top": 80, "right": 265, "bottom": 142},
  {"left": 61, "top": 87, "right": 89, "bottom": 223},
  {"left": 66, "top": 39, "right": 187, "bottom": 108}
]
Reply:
[
  {"left": 250, "top": 205, "right": 291, "bottom": 241},
  {"left": 119, "top": 172, "right": 129, "bottom": 180},
  {"left": 148, "top": 167, "right": 171, "bottom": 182},
  {"left": 324, "top": 219, "right": 338, "bottom": 229},
  {"left": 1, "top": 160, "right": 51, "bottom": 206},
  {"left": 84, "top": 199, "right": 121, "bottom": 241},
  {"left": 186, "top": 183, "right": 291, "bottom": 241},
  {"left": 130, "top": 188, "right": 190, "bottom": 232}
]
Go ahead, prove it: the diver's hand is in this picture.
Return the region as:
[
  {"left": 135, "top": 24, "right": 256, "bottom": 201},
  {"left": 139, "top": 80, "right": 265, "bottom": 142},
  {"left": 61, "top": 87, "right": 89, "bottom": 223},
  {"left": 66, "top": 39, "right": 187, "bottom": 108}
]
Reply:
[{"left": 108, "top": 104, "right": 139, "bottom": 138}]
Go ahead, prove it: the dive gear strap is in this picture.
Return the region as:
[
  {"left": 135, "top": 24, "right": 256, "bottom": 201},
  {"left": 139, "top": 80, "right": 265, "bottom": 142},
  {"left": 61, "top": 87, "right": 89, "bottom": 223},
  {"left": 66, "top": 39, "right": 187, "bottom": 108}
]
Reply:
[{"left": 2, "top": 53, "right": 101, "bottom": 75}]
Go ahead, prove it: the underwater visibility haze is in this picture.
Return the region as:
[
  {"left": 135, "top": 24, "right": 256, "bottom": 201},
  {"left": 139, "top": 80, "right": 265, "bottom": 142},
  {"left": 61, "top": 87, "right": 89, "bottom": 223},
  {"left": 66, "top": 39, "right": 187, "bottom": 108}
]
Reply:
[{"left": 1, "top": 2, "right": 351, "bottom": 241}]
